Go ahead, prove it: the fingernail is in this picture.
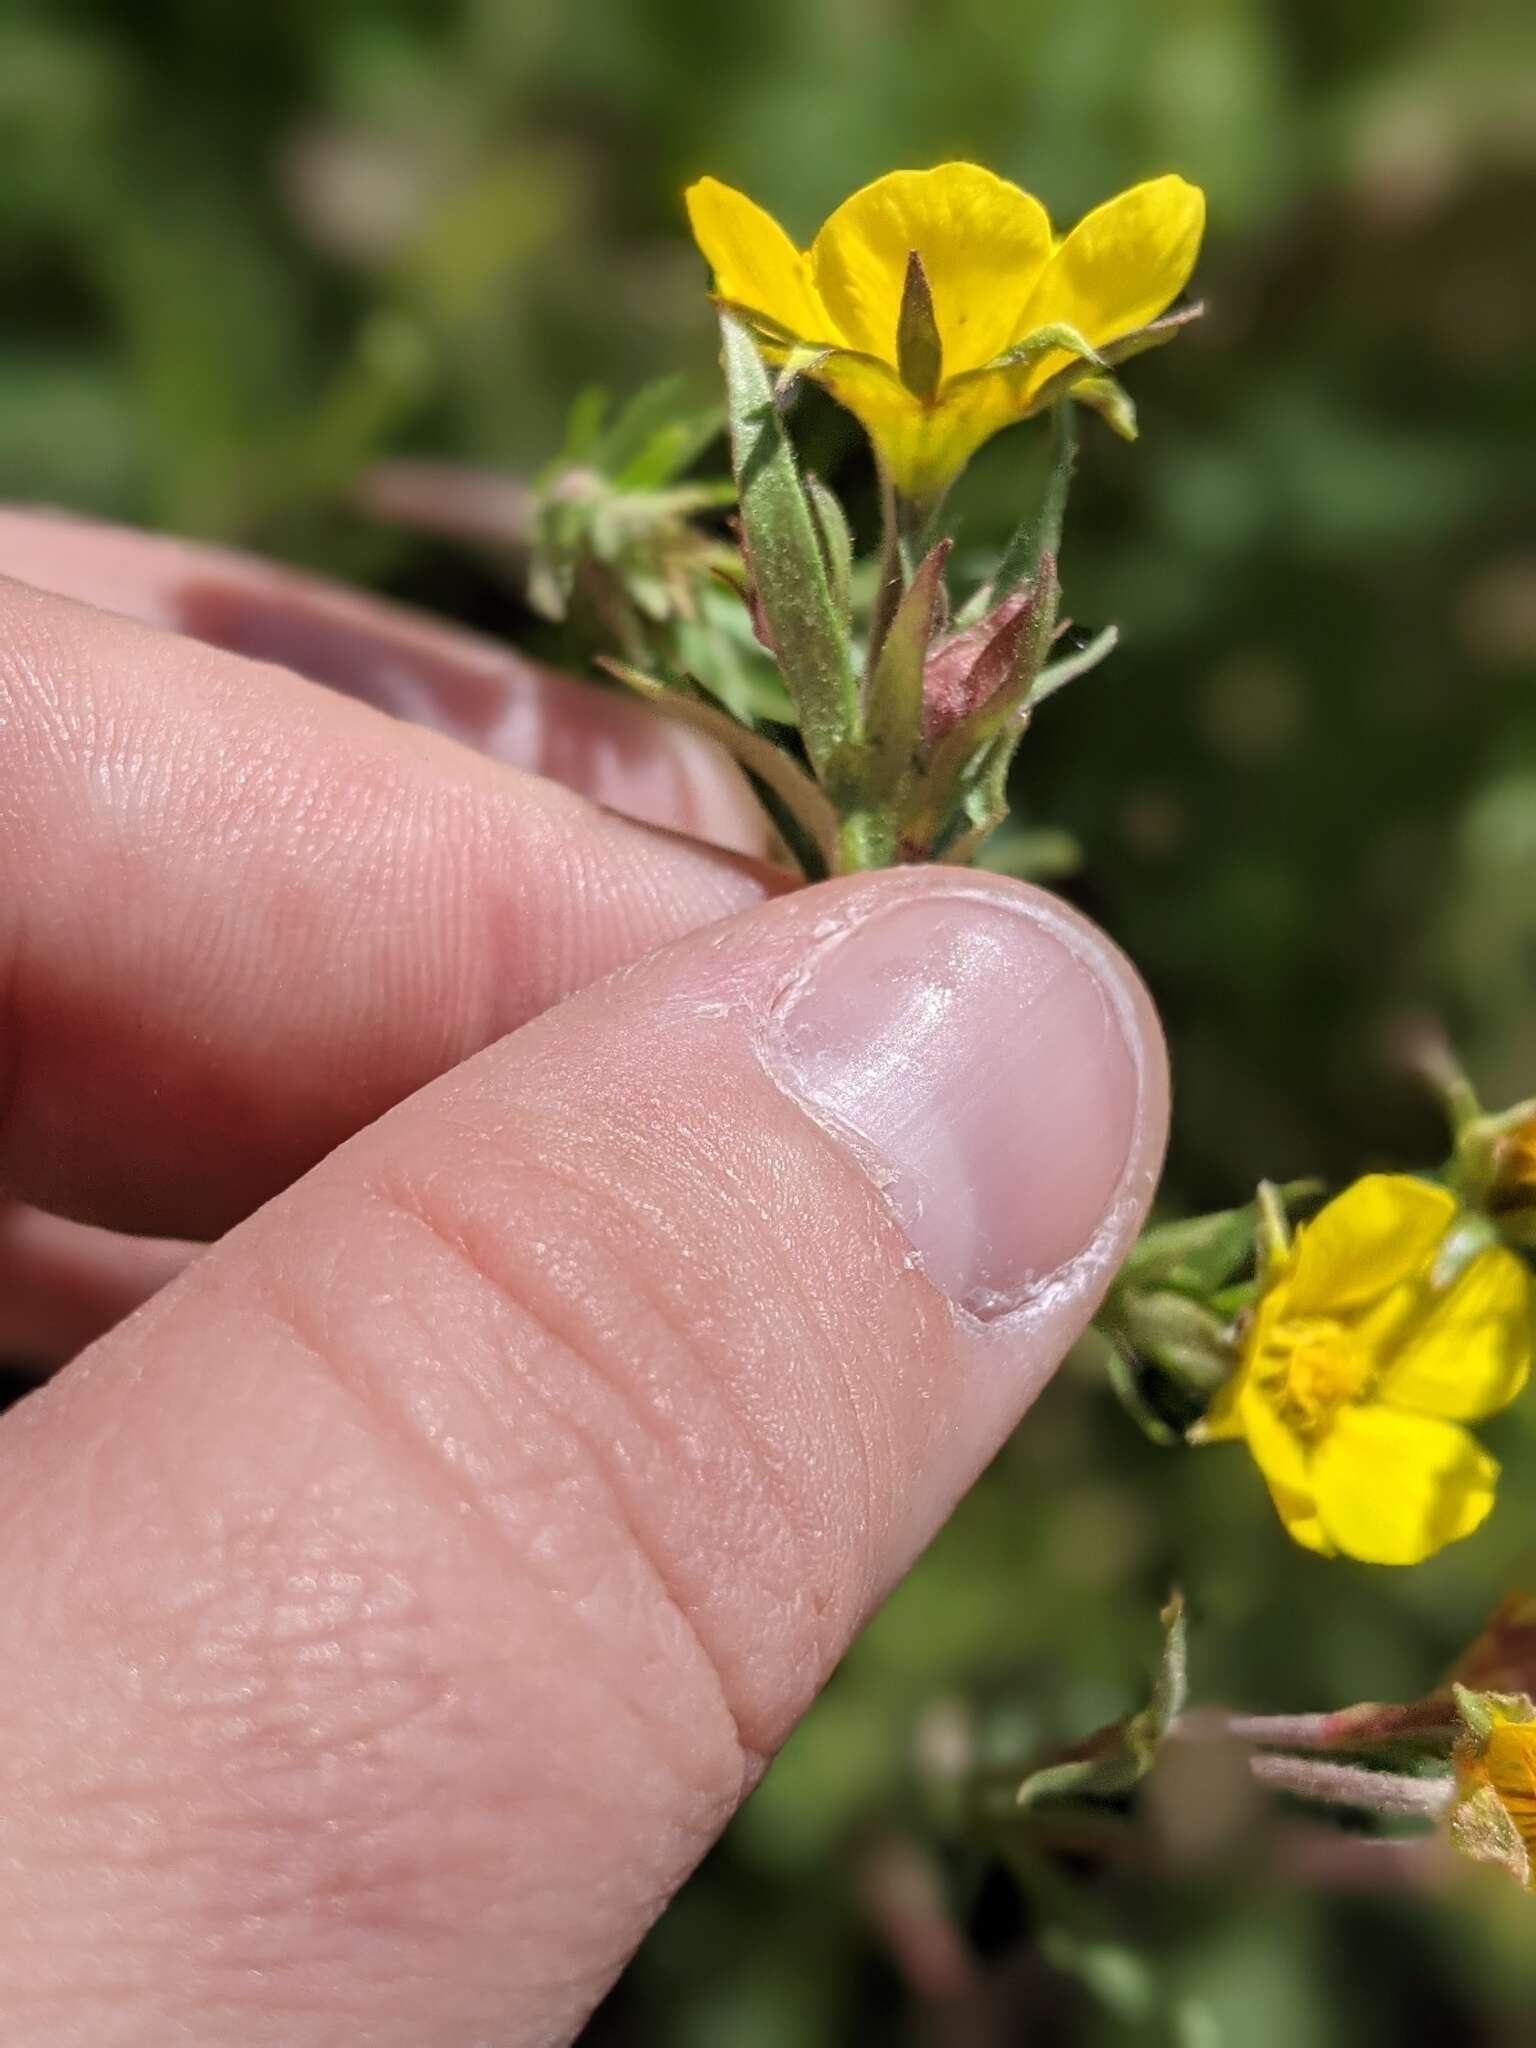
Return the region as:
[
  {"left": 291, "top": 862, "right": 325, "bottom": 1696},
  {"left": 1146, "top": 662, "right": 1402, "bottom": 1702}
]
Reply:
[{"left": 769, "top": 892, "right": 1143, "bottom": 1318}]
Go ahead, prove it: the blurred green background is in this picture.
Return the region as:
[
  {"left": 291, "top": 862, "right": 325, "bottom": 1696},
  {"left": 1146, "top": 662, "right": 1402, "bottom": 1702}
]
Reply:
[{"left": 5, "top": 0, "right": 1536, "bottom": 2039}]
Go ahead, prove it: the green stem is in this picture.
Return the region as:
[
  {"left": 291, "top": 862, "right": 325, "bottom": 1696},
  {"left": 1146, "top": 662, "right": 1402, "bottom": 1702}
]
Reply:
[
  {"left": 864, "top": 469, "right": 906, "bottom": 683},
  {"left": 835, "top": 808, "right": 898, "bottom": 873}
]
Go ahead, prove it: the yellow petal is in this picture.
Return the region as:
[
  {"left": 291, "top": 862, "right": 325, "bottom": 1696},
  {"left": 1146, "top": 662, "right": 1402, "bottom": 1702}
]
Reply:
[
  {"left": 1013, "top": 174, "right": 1205, "bottom": 353},
  {"left": 685, "top": 177, "right": 833, "bottom": 345},
  {"left": 1230, "top": 1381, "right": 1331, "bottom": 1552},
  {"left": 816, "top": 353, "right": 1025, "bottom": 498},
  {"left": 1287, "top": 1174, "right": 1456, "bottom": 1316},
  {"left": 810, "top": 164, "right": 1053, "bottom": 377},
  {"left": 1311, "top": 1405, "right": 1497, "bottom": 1565},
  {"left": 1381, "top": 1245, "right": 1533, "bottom": 1421}
]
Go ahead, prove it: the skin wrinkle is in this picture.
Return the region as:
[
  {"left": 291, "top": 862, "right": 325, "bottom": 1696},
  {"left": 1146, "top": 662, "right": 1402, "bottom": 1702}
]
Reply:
[
  {"left": 8, "top": 1327, "right": 697, "bottom": 2029},
  {"left": 253, "top": 1174, "right": 760, "bottom": 1810},
  {"left": 364, "top": 1144, "right": 819, "bottom": 1769},
  {"left": 0, "top": 576, "right": 778, "bottom": 1232},
  {"left": 456, "top": 1087, "right": 898, "bottom": 1689}
]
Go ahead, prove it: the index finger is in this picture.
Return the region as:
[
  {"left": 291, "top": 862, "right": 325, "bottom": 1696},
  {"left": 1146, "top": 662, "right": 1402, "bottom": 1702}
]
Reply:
[{"left": 0, "top": 572, "right": 780, "bottom": 1238}]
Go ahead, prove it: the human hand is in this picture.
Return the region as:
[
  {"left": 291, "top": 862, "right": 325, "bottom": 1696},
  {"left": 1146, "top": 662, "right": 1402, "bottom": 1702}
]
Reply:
[{"left": 0, "top": 512, "right": 1166, "bottom": 2045}]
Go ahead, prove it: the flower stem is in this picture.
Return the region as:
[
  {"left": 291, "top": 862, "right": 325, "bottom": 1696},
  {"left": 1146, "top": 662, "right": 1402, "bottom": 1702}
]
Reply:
[
  {"left": 836, "top": 809, "right": 898, "bottom": 873},
  {"left": 1248, "top": 1753, "right": 1454, "bottom": 1820},
  {"left": 865, "top": 471, "right": 906, "bottom": 680}
]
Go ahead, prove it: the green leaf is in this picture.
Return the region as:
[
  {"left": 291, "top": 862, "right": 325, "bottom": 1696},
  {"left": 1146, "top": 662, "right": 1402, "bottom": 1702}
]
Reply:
[
  {"left": 720, "top": 309, "right": 860, "bottom": 781},
  {"left": 599, "top": 657, "right": 839, "bottom": 876},
  {"left": 1016, "top": 1595, "right": 1187, "bottom": 1808},
  {"left": 975, "top": 823, "right": 1082, "bottom": 881},
  {"left": 991, "top": 401, "right": 1076, "bottom": 603},
  {"left": 563, "top": 385, "right": 610, "bottom": 463},
  {"left": 1029, "top": 624, "right": 1118, "bottom": 705},
  {"left": 803, "top": 473, "right": 853, "bottom": 633},
  {"left": 862, "top": 538, "right": 950, "bottom": 804}
]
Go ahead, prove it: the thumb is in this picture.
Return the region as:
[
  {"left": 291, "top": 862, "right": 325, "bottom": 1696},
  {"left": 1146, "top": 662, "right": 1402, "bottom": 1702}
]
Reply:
[{"left": 0, "top": 869, "right": 1165, "bottom": 2047}]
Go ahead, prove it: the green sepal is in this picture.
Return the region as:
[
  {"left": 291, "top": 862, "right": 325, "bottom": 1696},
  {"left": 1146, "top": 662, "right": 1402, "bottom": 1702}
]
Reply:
[
  {"left": 896, "top": 249, "right": 943, "bottom": 402},
  {"left": 719, "top": 310, "right": 860, "bottom": 783},
  {"left": 1104, "top": 1342, "right": 1184, "bottom": 1447},
  {"left": 1118, "top": 1293, "right": 1234, "bottom": 1395},
  {"left": 1430, "top": 1209, "right": 1501, "bottom": 1291},
  {"left": 862, "top": 538, "right": 950, "bottom": 805},
  {"left": 1118, "top": 1183, "right": 1323, "bottom": 1297},
  {"left": 803, "top": 473, "right": 854, "bottom": 633},
  {"left": 1016, "top": 1594, "right": 1187, "bottom": 1807},
  {"left": 1453, "top": 1682, "right": 1536, "bottom": 1745},
  {"left": 948, "top": 320, "right": 1105, "bottom": 392},
  {"left": 1027, "top": 303, "right": 1204, "bottom": 418},
  {"left": 1075, "top": 374, "right": 1138, "bottom": 441},
  {"left": 774, "top": 346, "right": 833, "bottom": 403},
  {"left": 1096, "top": 300, "right": 1204, "bottom": 369},
  {"left": 1450, "top": 1783, "right": 1532, "bottom": 1890},
  {"left": 599, "top": 657, "right": 839, "bottom": 875}
]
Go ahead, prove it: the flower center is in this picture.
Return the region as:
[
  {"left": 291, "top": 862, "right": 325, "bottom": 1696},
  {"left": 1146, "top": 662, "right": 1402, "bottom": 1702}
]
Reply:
[{"left": 1254, "top": 1314, "right": 1375, "bottom": 1439}]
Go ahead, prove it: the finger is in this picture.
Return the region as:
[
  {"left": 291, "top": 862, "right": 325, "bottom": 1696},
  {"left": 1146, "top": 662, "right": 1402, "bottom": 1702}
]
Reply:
[
  {"left": 0, "top": 1204, "right": 192, "bottom": 1367},
  {"left": 0, "top": 506, "right": 768, "bottom": 854},
  {"left": 0, "top": 573, "right": 778, "bottom": 1237},
  {"left": 0, "top": 868, "right": 1166, "bottom": 2047}
]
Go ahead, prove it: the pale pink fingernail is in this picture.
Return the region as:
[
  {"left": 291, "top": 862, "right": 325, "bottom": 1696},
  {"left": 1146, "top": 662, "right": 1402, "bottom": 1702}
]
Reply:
[{"left": 769, "top": 892, "right": 1143, "bottom": 1317}]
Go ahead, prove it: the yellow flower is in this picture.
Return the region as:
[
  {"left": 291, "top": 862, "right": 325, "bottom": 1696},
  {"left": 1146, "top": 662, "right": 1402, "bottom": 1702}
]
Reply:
[
  {"left": 1452, "top": 1691, "right": 1536, "bottom": 1890},
  {"left": 1199, "top": 1175, "right": 1532, "bottom": 1565},
  {"left": 685, "top": 163, "right": 1204, "bottom": 500}
]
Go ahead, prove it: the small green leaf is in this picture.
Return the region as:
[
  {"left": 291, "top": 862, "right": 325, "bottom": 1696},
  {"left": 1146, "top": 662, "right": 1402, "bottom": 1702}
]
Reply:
[
  {"left": 1016, "top": 1594, "right": 1187, "bottom": 1808},
  {"left": 562, "top": 385, "right": 610, "bottom": 463},
  {"left": 1029, "top": 624, "right": 1119, "bottom": 706},
  {"left": 862, "top": 538, "right": 950, "bottom": 804},
  {"left": 719, "top": 310, "right": 860, "bottom": 781},
  {"left": 599, "top": 657, "right": 839, "bottom": 874},
  {"left": 597, "top": 375, "right": 714, "bottom": 483},
  {"left": 975, "top": 823, "right": 1081, "bottom": 881},
  {"left": 803, "top": 473, "right": 854, "bottom": 632}
]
